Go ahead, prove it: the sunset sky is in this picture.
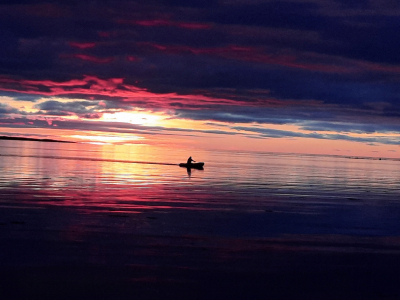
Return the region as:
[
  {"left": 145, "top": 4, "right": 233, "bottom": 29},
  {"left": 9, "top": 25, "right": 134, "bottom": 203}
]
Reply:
[{"left": 1, "top": 0, "right": 400, "bottom": 156}]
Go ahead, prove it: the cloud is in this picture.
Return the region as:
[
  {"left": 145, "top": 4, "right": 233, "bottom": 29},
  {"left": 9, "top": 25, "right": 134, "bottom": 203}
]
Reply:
[
  {"left": 232, "top": 125, "right": 400, "bottom": 145},
  {"left": 118, "top": 18, "right": 213, "bottom": 30},
  {"left": 174, "top": 108, "right": 294, "bottom": 124},
  {"left": 0, "top": 75, "right": 272, "bottom": 109},
  {"left": 300, "top": 121, "right": 400, "bottom": 134},
  {"left": 34, "top": 100, "right": 105, "bottom": 117},
  {"left": 69, "top": 42, "right": 96, "bottom": 49},
  {"left": 0, "top": 103, "right": 20, "bottom": 115},
  {"left": 0, "top": 116, "right": 239, "bottom": 138},
  {"left": 0, "top": 0, "right": 400, "bottom": 146},
  {"left": 1, "top": 72, "right": 400, "bottom": 140},
  {"left": 65, "top": 54, "right": 115, "bottom": 64},
  {"left": 2, "top": 73, "right": 400, "bottom": 137},
  {"left": 137, "top": 42, "right": 400, "bottom": 75}
]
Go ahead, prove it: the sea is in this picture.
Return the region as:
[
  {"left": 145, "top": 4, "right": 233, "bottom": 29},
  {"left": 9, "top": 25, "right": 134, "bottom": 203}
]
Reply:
[
  {"left": 3, "top": 139, "right": 400, "bottom": 299},
  {"left": 1, "top": 139, "right": 400, "bottom": 238}
]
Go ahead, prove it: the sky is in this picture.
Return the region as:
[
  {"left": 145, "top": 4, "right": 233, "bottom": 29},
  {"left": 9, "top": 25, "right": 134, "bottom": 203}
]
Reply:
[{"left": 1, "top": 0, "right": 400, "bottom": 157}]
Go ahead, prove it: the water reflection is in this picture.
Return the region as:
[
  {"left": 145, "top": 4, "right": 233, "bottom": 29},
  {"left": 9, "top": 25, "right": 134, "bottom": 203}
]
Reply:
[{"left": 2, "top": 140, "right": 400, "bottom": 214}]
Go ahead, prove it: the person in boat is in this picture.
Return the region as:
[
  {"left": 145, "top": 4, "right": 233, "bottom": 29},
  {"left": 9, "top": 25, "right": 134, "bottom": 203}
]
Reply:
[{"left": 187, "top": 156, "right": 195, "bottom": 166}]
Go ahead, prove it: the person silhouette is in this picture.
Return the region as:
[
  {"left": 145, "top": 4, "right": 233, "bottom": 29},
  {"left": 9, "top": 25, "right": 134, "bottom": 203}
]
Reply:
[{"left": 187, "top": 156, "right": 195, "bottom": 165}]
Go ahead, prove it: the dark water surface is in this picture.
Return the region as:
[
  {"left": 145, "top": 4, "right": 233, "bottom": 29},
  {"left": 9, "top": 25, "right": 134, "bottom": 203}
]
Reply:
[
  {"left": 2, "top": 140, "right": 400, "bottom": 236},
  {"left": 1, "top": 140, "right": 400, "bottom": 299}
]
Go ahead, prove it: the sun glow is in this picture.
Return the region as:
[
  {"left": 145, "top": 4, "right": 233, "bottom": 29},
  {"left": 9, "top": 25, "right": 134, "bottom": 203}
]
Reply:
[
  {"left": 70, "top": 134, "right": 143, "bottom": 144},
  {"left": 101, "top": 111, "right": 163, "bottom": 126}
]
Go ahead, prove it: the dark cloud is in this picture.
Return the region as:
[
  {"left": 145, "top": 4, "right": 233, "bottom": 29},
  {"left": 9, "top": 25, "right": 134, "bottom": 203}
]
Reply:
[
  {"left": 0, "top": 116, "right": 239, "bottom": 138},
  {"left": 174, "top": 107, "right": 296, "bottom": 124},
  {"left": 300, "top": 121, "right": 400, "bottom": 134},
  {"left": 0, "top": 92, "right": 42, "bottom": 102},
  {"left": 233, "top": 125, "right": 400, "bottom": 145},
  {"left": 0, "top": 103, "right": 20, "bottom": 115},
  {"left": 34, "top": 100, "right": 106, "bottom": 117},
  {"left": 207, "top": 1, "right": 324, "bottom": 30},
  {"left": 0, "top": 0, "right": 399, "bottom": 144}
]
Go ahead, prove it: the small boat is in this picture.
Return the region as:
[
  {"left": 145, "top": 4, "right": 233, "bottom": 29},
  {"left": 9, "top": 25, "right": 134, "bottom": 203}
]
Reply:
[{"left": 179, "top": 162, "right": 204, "bottom": 169}]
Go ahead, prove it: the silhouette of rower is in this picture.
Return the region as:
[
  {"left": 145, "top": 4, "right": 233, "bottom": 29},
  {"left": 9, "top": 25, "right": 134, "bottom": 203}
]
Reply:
[{"left": 187, "top": 156, "right": 195, "bottom": 166}]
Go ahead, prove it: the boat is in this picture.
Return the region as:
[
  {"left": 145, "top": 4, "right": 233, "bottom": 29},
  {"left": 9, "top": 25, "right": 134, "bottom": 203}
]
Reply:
[{"left": 179, "top": 162, "right": 204, "bottom": 169}]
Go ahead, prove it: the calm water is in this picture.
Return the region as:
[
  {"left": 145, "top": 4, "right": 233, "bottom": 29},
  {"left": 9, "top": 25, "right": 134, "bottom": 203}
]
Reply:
[{"left": 1, "top": 139, "right": 400, "bottom": 237}]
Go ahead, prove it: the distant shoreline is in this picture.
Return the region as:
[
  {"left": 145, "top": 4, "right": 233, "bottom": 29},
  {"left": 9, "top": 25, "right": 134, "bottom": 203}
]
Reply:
[{"left": 0, "top": 136, "right": 75, "bottom": 143}]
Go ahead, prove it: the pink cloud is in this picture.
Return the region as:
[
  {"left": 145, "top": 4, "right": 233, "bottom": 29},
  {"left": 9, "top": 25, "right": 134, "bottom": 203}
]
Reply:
[
  {"left": 126, "top": 55, "right": 138, "bottom": 62},
  {"left": 71, "top": 54, "right": 114, "bottom": 64},
  {"left": 0, "top": 75, "right": 283, "bottom": 110},
  {"left": 117, "top": 19, "right": 212, "bottom": 30},
  {"left": 0, "top": 122, "right": 26, "bottom": 126},
  {"left": 98, "top": 31, "right": 111, "bottom": 38},
  {"left": 178, "top": 22, "right": 212, "bottom": 30},
  {"left": 134, "top": 19, "right": 171, "bottom": 26},
  {"left": 69, "top": 42, "right": 96, "bottom": 49},
  {"left": 22, "top": 78, "right": 90, "bottom": 87},
  {"left": 59, "top": 54, "right": 115, "bottom": 64},
  {"left": 96, "top": 31, "right": 120, "bottom": 39}
]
